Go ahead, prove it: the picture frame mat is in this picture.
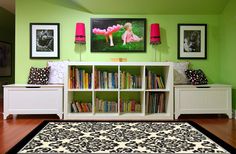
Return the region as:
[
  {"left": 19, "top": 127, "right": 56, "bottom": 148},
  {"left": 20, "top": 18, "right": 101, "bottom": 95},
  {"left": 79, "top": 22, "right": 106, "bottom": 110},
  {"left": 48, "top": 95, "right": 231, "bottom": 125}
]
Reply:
[
  {"left": 180, "top": 26, "right": 206, "bottom": 58},
  {"left": 178, "top": 24, "right": 207, "bottom": 59},
  {"left": 30, "top": 23, "right": 60, "bottom": 59}
]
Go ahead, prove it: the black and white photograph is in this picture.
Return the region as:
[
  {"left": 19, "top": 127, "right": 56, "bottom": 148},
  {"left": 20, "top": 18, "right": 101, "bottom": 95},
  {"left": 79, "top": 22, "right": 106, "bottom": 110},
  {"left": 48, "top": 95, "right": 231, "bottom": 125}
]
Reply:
[
  {"left": 30, "top": 23, "right": 60, "bottom": 59},
  {"left": 36, "top": 29, "right": 54, "bottom": 52},
  {"left": 184, "top": 30, "right": 201, "bottom": 52},
  {"left": 0, "top": 41, "right": 11, "bottom": 77},
  {"left": 178, "top": 24, "right": 207, "bottom": 59}
]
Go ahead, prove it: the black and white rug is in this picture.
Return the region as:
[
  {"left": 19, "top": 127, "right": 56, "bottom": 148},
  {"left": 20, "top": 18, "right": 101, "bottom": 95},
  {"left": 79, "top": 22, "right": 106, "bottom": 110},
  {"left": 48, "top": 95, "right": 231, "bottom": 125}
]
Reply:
[{"left": 8, "top": 121, "right": 235, "bottom": 153}]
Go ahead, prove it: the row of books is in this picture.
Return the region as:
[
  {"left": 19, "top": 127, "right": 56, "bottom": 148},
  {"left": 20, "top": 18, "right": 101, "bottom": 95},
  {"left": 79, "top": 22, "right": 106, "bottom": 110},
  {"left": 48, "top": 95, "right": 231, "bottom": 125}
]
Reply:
[
  {"left": 145, "top": 92, "right": 165, "bottom": 113},
  {"left": 71, "top": 101, "right": 92, "bottom": 113},
  {"left": 120, "top": 100, "right": 141, "bottom": 112},
  {"left": 146, "top": 70, "right": 165, "bottom": 89},
  {"left": 95, "top": 98, "right": 118, "bottom": 113},
  {"left": 69, "top": 67, "right": 92, "bottom": 89},
  {"left": 120, "top": 71, "right": 142, "bottom": 89},
  {"left": 94, "top": 69, "right": 118, "bottom": 89}
]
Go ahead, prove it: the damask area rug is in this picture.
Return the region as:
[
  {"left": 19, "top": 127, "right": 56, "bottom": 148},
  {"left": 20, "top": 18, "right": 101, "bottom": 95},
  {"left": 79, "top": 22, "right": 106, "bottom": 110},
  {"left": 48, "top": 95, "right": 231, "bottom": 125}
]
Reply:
[{"left": 8, "top": 121, "right": 235, "bottom": 153}]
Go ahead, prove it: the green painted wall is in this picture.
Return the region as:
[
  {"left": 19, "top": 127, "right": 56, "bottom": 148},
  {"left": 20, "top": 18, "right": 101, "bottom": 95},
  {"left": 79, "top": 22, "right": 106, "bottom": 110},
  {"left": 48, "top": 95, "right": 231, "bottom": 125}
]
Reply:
[
  {"left": 0, "top": 7, "right": 15, "bottom": 97},
  {"left": 220, "top": 0, "right": 236, "bottom": 109},
  {"left": 15, "top": 0, "right": 221, "bottom": 85}
]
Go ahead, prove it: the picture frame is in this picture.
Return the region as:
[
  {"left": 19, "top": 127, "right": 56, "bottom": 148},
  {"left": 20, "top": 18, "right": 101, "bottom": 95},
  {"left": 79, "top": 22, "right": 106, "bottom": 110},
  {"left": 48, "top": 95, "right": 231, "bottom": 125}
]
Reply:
[
  {"left": 91, "top": 18, "right": 146, "bottom": 52},
  {"left": 178, "top": 24, "right": 207, "bottom": 59},
  {"left": 0, "top": 41, "right": 12, "bottom": 77},
  {"left": 30, "top": 23, "right": 60, "bottom": 59}
]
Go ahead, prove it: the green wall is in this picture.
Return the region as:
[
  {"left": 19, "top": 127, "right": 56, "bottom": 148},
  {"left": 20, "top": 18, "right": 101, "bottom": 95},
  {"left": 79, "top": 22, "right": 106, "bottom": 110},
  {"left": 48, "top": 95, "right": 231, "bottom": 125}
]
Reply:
[
  {"left": 18, "top": 0, "right": 236, "bottom": 109},
  {"left": 15, "top": 0, "right": 221, "bottom": 85},
  {"left": 17, "top": 0, "right": 236, "bottom": 109},
  {"left": 0, "top": 7, "right": 15, "bottom": 97},
  {"left": 220, "top": 0, "right": 236, "bottom": 109}
]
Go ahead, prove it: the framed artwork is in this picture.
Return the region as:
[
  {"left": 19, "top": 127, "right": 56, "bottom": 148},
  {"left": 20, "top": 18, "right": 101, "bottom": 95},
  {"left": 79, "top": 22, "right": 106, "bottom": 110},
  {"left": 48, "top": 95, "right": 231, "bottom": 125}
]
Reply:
[
  {"left": 178, "top": 24, "right": 207, "bottom": 59},
  {"left": 91, "top": 18, "right": 146, "bottom": 52},
  {"left": 30, "top": 23, "right": 60, "bottom": 59},
  {"left": 0, "top": 41, "right": 12, "bottom": 77}
]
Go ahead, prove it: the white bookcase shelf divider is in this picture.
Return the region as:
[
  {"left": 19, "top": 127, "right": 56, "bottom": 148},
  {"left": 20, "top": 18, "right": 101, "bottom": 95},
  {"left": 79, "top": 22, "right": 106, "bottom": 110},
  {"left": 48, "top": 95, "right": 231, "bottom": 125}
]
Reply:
[{"left": 64, "top": 62, "right": 173, "bottom": 120}]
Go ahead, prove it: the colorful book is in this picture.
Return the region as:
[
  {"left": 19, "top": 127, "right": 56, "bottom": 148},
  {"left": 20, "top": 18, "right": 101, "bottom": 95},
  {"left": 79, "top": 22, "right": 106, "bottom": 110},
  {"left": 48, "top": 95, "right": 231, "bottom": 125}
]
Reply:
[
  {"left": 75, "top": 102, "right": 82, "bottom": 112},
  {"left": 71, "top": 102, "right": 78, "bottom": 112},
  {"left": 108, "top": 73, "right": 112, "bottom": 89}
]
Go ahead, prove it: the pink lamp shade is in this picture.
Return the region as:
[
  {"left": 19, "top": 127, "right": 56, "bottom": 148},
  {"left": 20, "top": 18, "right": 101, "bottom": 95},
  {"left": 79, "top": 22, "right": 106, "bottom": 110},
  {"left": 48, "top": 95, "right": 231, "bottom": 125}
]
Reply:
[
  {"left": 150, "top": 23, "right": 161, "bottom": 45},
  {"left": 75, "top": 23, "right": 86, "bottom": 44}
]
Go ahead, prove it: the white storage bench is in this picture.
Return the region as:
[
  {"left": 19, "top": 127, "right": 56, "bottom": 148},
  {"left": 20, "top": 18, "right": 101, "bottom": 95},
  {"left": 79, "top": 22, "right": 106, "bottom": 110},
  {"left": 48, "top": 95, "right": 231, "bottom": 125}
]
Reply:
[
  {"left": 174, "top": 84, "right": 232, "bottom": 119},
  {"left": 3, "top": 84, "right": 63, "bottom": 119}
]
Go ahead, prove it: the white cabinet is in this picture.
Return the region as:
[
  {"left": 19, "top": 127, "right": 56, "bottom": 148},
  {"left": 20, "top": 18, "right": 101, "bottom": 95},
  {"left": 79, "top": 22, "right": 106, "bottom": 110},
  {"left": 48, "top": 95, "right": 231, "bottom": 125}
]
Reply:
[
  {"left": 174, "top": 84, "right": 232, "bottom": 119},
  {"left": 3, "top": 84, "right": 63, "bottom": 119},
  {"left": 64, "top": 62, "right": 174, "bottom": 120}
]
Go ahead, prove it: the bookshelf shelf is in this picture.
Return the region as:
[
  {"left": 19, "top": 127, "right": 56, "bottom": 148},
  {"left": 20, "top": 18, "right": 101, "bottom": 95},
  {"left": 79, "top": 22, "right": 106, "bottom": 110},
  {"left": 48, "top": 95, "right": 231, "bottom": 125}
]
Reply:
[
  {"left": 70, "top": 112, "right": 92, "bottom": 115},
  {"left": 94, "top": 113, "right": 119, "bottom": 116},
  {"left": 145, "top": 89, "right": 170, "bottom": 92},
  {"left": 68, "top": 89, "right": 93, "bottom": 92},
  {"left": 120, "top": 112, "right": 142, "bottom": 114},
  {"left": 64, "top": 62, "right": 173, "bottom": 120},
  {"left": 120, "top": 89, "right": 144, "bottom": 92},
  {"left": 94, "top": 89, "right": 119, "bottom": 92}
]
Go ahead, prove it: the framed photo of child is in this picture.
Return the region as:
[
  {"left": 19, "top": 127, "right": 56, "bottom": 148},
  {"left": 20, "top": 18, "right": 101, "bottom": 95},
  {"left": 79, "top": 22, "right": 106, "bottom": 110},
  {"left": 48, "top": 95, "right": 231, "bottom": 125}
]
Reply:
[
  {"left": 178, "top": 24, "right": 207, "bottom": 59},
  {"left": 30, "top": 23, "right": 60, "bottom": 59},
  {"left": 91, "top": 18, "right": 146, "bottom": 52}
]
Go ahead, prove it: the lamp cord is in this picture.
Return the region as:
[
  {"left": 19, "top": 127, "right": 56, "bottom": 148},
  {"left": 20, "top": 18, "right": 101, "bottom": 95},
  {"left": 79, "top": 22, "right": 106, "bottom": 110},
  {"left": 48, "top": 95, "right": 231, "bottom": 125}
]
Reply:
[
  {"left": 79, "top": 44, "right": 81, "bottom": 61},
  {"left": 155, "top": 46, "right": 157, "bottom": 62}
]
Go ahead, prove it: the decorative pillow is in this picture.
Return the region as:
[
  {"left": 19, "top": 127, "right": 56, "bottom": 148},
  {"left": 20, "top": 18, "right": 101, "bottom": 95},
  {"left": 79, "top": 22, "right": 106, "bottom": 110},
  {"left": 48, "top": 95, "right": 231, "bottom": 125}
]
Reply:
[
  {"left": 28, "top": 67, "right": 50, "bottom": 85},
  {"left": 185, "top": 69, "right": 208, "bottom": 85},
  {"left": 47, "top": 61, "right": 68, "bottom": 84},
  {"left": 173, "top": 62, "right": 190, "bottom": 85}
]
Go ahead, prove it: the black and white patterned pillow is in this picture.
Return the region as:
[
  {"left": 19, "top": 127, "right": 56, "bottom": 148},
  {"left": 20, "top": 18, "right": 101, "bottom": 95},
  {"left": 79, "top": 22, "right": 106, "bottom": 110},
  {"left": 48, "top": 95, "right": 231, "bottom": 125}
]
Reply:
[
  {"left": 28, "top": 67, "right": 50, "bottom": 85},
  {"left": 185, "top": 69, "right": 208, "bottom": 85}
]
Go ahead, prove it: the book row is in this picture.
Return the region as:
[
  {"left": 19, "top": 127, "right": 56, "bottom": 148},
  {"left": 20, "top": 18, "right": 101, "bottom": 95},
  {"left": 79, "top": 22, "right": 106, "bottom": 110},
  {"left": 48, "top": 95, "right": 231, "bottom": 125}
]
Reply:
[
  {"left": 71, "top": 101, "right": 92, "bottom": 113},
  {"left": 120, "top": 71, "right": 142, "bottom": 89},
  {"left": 146, "top": 70, "right": 165, "bottom": 89},
  {"left": 69, "top": 67, "right": 92, "bottom": 89},
  {"left": 120, "top": 100, "right": 141, "bottom": 112},
  {"left": 95, "top": 98, "right": 118, "bottom": 113},
  {"left": 146, "top": 92, "right": 165, "bottom": 113},
  {"left": 94, "top": 70, "right": 118, "bottom": 89},
  {"left": 70, "top": 93, "right": 166, "bottom": 113},
  {"left": 69, "top": 67, "right": 165, "bottom": 90}
]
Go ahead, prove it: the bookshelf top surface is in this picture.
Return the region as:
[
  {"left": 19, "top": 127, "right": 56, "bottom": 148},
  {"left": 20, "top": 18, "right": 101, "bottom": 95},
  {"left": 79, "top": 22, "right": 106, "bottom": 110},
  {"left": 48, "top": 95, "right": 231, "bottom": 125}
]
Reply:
[
  {"left": 3, "top": 84, "right": 64, "bottom": 88},
  {"left": 174, "top": 84, "right": 232, "bottom": 88},
  {"left": 67, "top": 62, "right": 173, "bottom": 66}
]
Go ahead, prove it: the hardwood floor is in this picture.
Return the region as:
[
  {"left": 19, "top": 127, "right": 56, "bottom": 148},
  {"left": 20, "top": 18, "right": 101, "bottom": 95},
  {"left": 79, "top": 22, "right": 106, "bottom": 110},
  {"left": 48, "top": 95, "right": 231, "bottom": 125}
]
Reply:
[{"left": 0, "top": 99, "right": 235, "bottom": 153}]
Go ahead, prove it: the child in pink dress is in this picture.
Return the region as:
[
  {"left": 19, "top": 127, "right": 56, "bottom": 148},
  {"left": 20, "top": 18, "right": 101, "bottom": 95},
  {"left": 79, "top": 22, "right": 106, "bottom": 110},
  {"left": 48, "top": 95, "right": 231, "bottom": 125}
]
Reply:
[{"left": 122, "top": 22, "right": 143, "bottom": 45}]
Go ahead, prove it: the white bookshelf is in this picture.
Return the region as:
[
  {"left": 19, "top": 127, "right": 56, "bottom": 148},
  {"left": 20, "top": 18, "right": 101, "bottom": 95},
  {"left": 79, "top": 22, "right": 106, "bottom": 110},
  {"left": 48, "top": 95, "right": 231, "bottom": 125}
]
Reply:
[{"left": 64, "top": 62, "right": 173, "bottom": 120}]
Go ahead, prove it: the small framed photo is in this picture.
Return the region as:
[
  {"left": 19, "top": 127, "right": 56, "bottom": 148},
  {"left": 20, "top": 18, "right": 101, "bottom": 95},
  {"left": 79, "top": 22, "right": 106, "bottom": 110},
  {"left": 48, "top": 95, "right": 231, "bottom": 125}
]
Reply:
[
  {"left": 178, "top": 24, "right": 207, "bottom": 59},
  {"left": 91, "top": 18, "right": 146, "bottom": 52},
  {"left": 30, "top": 23, "right": 60, "bottom": 59},
  {"left": 0, "top": 41, "right": 12, "bottom": 76}
]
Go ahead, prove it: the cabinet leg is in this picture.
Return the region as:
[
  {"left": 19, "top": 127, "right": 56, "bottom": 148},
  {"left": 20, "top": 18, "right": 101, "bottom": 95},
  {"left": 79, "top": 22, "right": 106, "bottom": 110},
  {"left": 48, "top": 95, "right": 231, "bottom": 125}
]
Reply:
[
  {"left": 12, "top": 114, "right": 17, "bottom": 119},
  {"left": 175, "top": 113, "right": 180, "bottom": 120},
  {"left": 3, "top": 113, "right": 9, "bottom": 120},
  {"left": 57, "top": 114, "right": 63, "bottom": 119},
  {"left": 227, "top": 113, "right": 232, "bottom": 119}
]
